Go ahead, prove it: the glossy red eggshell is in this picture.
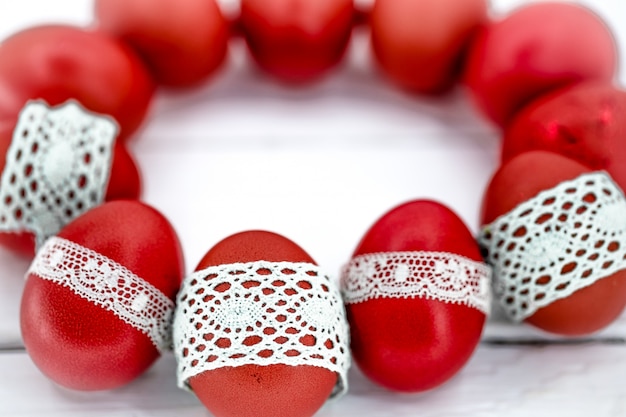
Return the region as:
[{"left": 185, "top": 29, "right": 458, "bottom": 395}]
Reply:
[
  {"left": 371, "top": 0, "right": 487, "bottom": 93},
  {"left": 481, "top": 151, "right": 626, "bottom": 335},
  {"left": 502, "top": 81, "right": 626, "bottom": 191},
  {"left": 0, "top": 25, "right": 155, "bottom": 141},
  {"left": 105, "top": 144, "right": 142, "bottom": 201},
  {"left": 464, "top": 2, "right": 617, "bottom": 127},
  {"left": 347, "top": 200, "right": 486, "bottom": 392},
  {"left": 239, "top": 0, "right": 354, "bottom": 83},
  {"left": 20, "top": 200, "right": 184, "bottom": 390},
  {"left": 189, "top": 230, "right": 336, "bottom": 417},
  {"left": 95, "top": 0, "right": 229, "bottom": 88}
]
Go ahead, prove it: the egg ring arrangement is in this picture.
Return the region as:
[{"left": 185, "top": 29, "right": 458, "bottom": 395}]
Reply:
[{"left": 1, "top": 0, "right": 625, "bottom": 416}]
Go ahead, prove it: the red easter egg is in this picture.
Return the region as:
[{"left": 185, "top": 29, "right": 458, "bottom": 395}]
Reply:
[
  {"left": 370, "top": 0, "right": 487, "bottom": 93},
  {"left": 20, "top": 200, "right": 184, "bottom": 390},
  {"left": 0, "top": 25, "right": 155, "bottom": 141},
  {"left": 239, "top": 0, "right": 354, "bottom": 83},
  {"left": 464, "top": 2, "right": 617, "bottom": 127},
  {"left": 502, "top": 81, "right": 626, "bottom": 190},
  {"left": 177, "top": 230, "right": 342, "bottom": 417},
  {"left": 343, "top": 200, "right": 488, "bottom": 392},
  {"left": 0, "top": 102, "right": 142, "bottom": 257},
  {"left": 95, "top": 0, "right": 230, "bottom": 88},
  {"left": 480, "top": 151, "right": 626, "bottom": 335}
]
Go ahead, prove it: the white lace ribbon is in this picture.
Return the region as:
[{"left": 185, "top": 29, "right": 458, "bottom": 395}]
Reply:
[
  {"left": 478, "top": 171, "right": 626, "bottom": 322},
  {"left": 341, "top": 251, "right": 492, "bottom": 315},
  {"left": 173, "top": 261, "right": 350, "bottom": 399},
  {"left": 27, "top": 237, "right": 175, "bottom": 352},
  {"left": 0, "top": 100, "right": 116, "bottom": 248}
]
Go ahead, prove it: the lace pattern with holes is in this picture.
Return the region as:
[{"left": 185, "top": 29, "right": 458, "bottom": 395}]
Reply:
[
  {"left": 0, "top": 100, "right": 116, "bottom": 248},
  {"left": 478, "top": 171, "right": 626, "bottom": 322},
  {"left": 173, "top": 260, "right": 350, "bottom": 399},
  {"left": 341, "top": 251, "right": 492, "bottom": 315},
  {"left": 27, "top": 236, "right": 175, "bottom": 352}
]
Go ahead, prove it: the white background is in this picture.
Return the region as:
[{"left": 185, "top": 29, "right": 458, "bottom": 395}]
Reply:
[{"left": 0, "top": 0, "right": 625, "bottom": 416}]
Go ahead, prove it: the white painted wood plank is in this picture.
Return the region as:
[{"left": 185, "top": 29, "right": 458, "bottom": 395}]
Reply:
[{"left": 2, "top": 344, "right": 626, "bottom": 416}]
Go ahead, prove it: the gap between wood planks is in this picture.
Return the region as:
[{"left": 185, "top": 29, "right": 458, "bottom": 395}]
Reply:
[{"left": 1, "top": 337, "right": 625, "bottom": 354}]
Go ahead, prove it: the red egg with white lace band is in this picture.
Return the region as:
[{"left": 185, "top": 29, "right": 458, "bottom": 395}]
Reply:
[
  {"left": 341, "top": 200, "right": 491, "bottom": 392},
  {"left": 479, "top": 151, "right": 626, "bottom": 335},
  {"left": 173, "top": 230, "right": 350, "bottom": 417},
  {"left": 20, "top": 200, "right": 184, "bottom": 390},
  {"left": 0, "top": 100, "right": 141, "bottom": 256}
]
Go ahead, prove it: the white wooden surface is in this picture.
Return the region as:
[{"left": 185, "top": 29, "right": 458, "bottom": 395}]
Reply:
[{"left": 1, "top": 0, "right": 626, "bottom": 416}]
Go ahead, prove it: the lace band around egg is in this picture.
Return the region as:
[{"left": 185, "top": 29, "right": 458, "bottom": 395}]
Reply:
[
  {"left": 340, "top": 251, "right": 492, "bottom": 315},
  {"left": 27, "top": 236, "right": 175, "bottom": 352},
  {"left": 173, "top": 260, "right": 350, "bottom": 398},
  {"left": 478, "top": 171, "right": 626, "bottom": 322},
  {"left": 0, "top": 101, "right": 117, "bottom": 247}
]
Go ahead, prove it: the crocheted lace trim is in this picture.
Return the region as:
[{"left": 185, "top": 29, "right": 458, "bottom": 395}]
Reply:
[
  {"left": 173, "top": 260, "right": 350, "bottom": 399},
  {"left": 478, "top": 171, "right": 626, "bottom": 322},
  {"left": 0, "top": 100, "right": 116, "bottom": 248},
  {"left": 341, "top": 251, "right": 492, "bottom": 315},
  {"left": 27, "top": 237, "right": 174, "bottom": 352}
]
